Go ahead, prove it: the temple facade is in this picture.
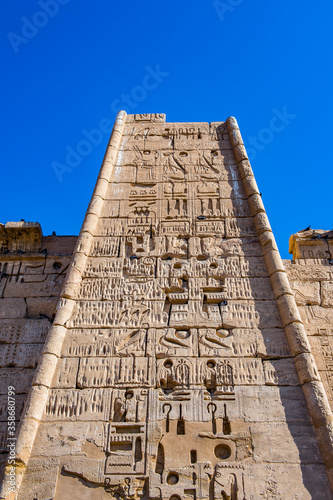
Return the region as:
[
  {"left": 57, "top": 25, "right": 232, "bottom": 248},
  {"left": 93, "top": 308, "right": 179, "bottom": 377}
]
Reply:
[{"left": 1, "top": 112, "right": 333, "bottom": 499}]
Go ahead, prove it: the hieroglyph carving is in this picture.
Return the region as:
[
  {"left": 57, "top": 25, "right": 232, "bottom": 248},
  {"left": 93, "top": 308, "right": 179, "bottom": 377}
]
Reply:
[{"left": 7, "top": 115, "right": 333, "bottom": 500}]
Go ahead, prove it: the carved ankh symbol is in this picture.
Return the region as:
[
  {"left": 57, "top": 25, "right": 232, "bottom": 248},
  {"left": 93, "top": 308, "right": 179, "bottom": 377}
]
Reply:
[{"left": 208, "top": 402, "right": 217, "bottom": 435}]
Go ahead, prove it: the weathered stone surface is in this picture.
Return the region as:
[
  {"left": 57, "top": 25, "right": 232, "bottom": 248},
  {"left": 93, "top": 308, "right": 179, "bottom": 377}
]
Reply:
[
  {"left": 1, "top": 114, "right": 333, "bottom": 499},
  {"left": 290, "top": 280, "right": 321, "bottom": 305},
  {"left": 26, "top": 297, "right": 58, "bottom": 319},
  {"left": 322, "top": 281, "right": 333, "bottom": 307},
  {"left": 251, "top": 422, "right": 322, "bottom": 463},
  {"left": 0, "top": 368, "right": 35, "bottom": 394},
  {"left": 16, "top": 458, "right": 59, "bottom": 500},
  {"left": 0, "top": 298, "right": 26, "bottom": 319}
]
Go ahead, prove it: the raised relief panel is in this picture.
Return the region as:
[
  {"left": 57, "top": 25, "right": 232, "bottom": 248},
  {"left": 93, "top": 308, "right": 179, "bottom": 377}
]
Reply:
[
  {"left": 161, "top": 221, "right": 191, "bottom": 237},
  {"left": 131, "top": 146, "right": 160, "bottom": 185},
  {"left": 78, "top": 278, "right": 123, "bottom": 301},
  {"left": 194, "top": 220, "right": 225, "bottom": 237},
  {"left": 97, "top": 218, "right": 128, "bottom": 236},
  {"left": 196, "top": 178, "right": 220, "bottom": 198},
  {"left": 128, "top": 185, "right": 158, "bottom": 204},
  {"left": 200, "top": 237, "right": 263, "bottom": 258},
  {"left": 219, "top": 198, "right": 252, "bottom": 218},
  {"left": 120, "top": 146, "right": 159, "bottom": 165},
  {"left": 97, "top": 217, "right": 154, "bottom": 237},
  {"left": 85, "top": 257, "right": 123, "bottom": 277},
  {"left": 11, "top": 116, "right": 332, "bottom": 500},
  {"left": 224, "top": 277, "right": 274, "bottom": 300},
  {"left": 77, "top": 357, "right": 154, "bottom": 388},
  {"left": 299, "top": 305, "right": 333, "bottom": 334},
  {"left": 147, "top": 328, "right": 198, "bottom": 358},
  {"left": 198, "top": 328, "right": 263, "bottom": 358},
  {"left": 284, "top": 258, "right": 333, "bottom": 282},
  {"left": 125, "top": 235, "right": 152, "bottom": 258},
  {"left": 162, "top": 152, "right": 186, "bottom": 180},
  {"left": 210, "top": 122, "right": 227, "bottom": 140},
  {"left": 194, "top": 151, "right": 222, "bottom": 180},
  {"left": 111, "top": 388, "right": 148, "bottom": 423},
  {"left": 309, "top": 328, "right": 333, "bottom": 371},
  {"left": 156, "top": 357, "right": 264, "bottom": 394},
  {"left": 106, "top": 423, "right": 147, "bottom": 475},
  {"left": 188, "top": 239, "right": 244, "bottom": 262},
  {"left": 240, "top": 256, "right": 269, "bottom": 277},
  {"left": 151, "top": 235, "right": 188, "bottom": 259},
  {"left": 62, "top": 328, "right": 148, "bottom": 358},
  {"left": 214, "top": 464, "right": 246, "bottom": 500},
  {"left": 68, "top": 297, "right": 167, "bottom": 329},
  {"left": 162, "top": 197, "right": 189, "bottom": 220},
  {"left": 123, "top": 257, "right": 156, "bottom": 278},
  {"left": 133, "top": 113, "right": 166, "bottom": 122}
]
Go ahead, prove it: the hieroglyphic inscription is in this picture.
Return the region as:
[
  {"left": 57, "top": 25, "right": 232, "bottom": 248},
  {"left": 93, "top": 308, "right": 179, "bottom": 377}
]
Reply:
[{"left": 11, "top": 115, "right": 332, "bottom": 500}]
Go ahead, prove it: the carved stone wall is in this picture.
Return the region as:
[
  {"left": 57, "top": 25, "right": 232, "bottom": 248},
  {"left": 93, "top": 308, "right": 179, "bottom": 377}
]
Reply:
[
  {"left": 0, "top": 223, "right": 76, "bottom": 474},
  {"left": 1, "top": 115, "right": 333, "bottom": 499},
  {"left": 286, "top": 229, "right": 333, "bottom": 410}
]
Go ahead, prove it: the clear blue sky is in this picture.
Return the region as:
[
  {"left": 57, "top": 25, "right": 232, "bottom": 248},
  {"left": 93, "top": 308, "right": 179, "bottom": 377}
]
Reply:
[{"left": 1, "top": 1, "right": 332, "bottom": 258}]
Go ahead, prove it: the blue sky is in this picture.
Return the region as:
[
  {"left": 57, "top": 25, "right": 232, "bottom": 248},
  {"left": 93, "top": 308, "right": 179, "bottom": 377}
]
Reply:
[{"left": 1, "top": 1, "right": 332, "bottom": 258}]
